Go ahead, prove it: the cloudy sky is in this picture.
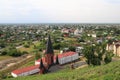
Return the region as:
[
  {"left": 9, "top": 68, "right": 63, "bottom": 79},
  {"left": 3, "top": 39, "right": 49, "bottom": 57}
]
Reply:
[{"left": 0, "top": 0, "right": 120, "bottom": 23}]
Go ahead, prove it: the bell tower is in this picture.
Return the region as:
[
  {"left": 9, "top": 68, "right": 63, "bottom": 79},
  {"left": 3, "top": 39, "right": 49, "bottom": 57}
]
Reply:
[{"left": 45, "top": 35, "right": 54, "bottom": 67}]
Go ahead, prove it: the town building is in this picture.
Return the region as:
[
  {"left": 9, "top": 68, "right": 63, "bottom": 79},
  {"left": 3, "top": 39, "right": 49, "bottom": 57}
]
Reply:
[
  {"left": 106, "top": 41, "right": 120, "bottom": 57},
  {"left": 74, "top": 28, "right": 83, "bottom": 36}
]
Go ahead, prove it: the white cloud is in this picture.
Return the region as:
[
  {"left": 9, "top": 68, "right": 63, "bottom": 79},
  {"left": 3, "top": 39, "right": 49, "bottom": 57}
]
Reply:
[{"left": 0, "top": 0, "right": 120, "bottom": 23}]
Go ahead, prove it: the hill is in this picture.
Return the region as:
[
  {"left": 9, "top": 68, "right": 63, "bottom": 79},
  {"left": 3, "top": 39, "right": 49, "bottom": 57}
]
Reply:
[{"left": 5, "top": 60, "right": 120, "bottom": 80}]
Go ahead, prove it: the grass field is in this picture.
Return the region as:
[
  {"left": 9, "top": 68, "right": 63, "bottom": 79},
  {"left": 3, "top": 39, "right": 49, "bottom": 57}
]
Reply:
[
  {"left": 18, "top": 41, "right": 40, "bottom": 53},
  {"left": 5, "top": 60, "right": 120, "bottom": 80},
  {"left": 0, "top": 56, "right": 13, "bottom": 61},
  {"left": 19, "top": 60, "right": 35, "bottom": 68}
]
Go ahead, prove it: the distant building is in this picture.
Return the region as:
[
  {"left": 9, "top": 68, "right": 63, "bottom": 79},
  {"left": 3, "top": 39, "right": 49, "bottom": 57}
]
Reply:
[
  {"left": 76, "top": 47, "right": 84, "bottom": 55},
  {"left": 74, "top": 28, "right": 83, "bottom": 36},
  {"left": 91, "top": 34, "right": 96, "bottom": 38},
  {"left": 106, "top": 41, "right": 120, "bottom": 56},
  {"left": 61, "top": 28, "right": 70, "bottom": 37}
]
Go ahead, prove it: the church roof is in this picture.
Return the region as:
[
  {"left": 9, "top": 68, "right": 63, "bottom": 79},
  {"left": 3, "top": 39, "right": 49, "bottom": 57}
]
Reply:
[
  {"left": 58, "top": 51, "right": 76, "bottom": 58},
  {"left": 45, "top": 35, "right": 54, "bottom": 54}
]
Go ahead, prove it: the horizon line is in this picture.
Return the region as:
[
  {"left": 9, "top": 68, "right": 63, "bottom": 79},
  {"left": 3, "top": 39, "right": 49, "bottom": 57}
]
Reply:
[{"left": 0, "top": 22, "right": 120, "bottom": 24}]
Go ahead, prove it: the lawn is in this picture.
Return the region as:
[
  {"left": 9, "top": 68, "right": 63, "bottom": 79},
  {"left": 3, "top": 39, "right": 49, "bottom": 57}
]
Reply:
[
  {"left": 18, "top": 41, "right": 40, "bottom": 53},
  {"left": 0, "top": 56, "right": 13, "bottom": 61},
  {"left": 64, "top": 37, "right": 76, "bottom": 41},
  {"left": 19, "top": 60, "right": 35, "bottom": 68}
]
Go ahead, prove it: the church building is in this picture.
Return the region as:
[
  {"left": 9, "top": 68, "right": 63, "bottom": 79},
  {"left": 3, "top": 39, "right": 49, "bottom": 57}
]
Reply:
[{"left": 11, "top": 35, "right": 79, "bottom": 77}]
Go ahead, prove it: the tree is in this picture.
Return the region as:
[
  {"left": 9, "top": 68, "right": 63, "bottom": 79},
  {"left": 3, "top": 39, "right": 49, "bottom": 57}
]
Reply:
[
  {"left": 83, "top": 42, "right": 113, "bottom": 66},
  {"left": 69, "top": 46, "right": 75, "bottom": 52},
  {"left": 53, "top": 43, "right": 61, "bottom": 50},
  {"left": 34, "top": 50, "right": 42, "bottom": 60},
  {"left": 0, "top": 50, "right": 7, "bottom": 55},
  {"left": 83, "top": 45, "right": 95, "bottom": 65},
  {"left": 0, "top": 43, "right": 6, "bottom": 48},
  {"left": 7, "top": 49, "right": 22, "bottom": 57},
  {"left": 104, "top": 51, "right": 114, "bottom": 64}
]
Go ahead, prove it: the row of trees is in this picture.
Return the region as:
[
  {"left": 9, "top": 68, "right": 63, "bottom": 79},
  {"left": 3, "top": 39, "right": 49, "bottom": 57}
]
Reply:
[{"left": 0, "top": 47, "right": 28, "bottom": 57}]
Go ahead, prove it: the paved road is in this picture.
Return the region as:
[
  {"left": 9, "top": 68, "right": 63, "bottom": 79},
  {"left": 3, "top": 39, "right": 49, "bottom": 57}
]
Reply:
[
  {"left": 48, "top": 61, "right": 87, "bottom": 73},
  {"left": 48, "top": 65, "right": 64, "bottom": 73},
  {"left": 74, "top": 61, "right": 87, "bottom": 68}
]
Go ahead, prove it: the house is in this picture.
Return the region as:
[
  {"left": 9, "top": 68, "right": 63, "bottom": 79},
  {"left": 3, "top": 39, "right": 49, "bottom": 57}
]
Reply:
[
  {"left": 76, "top": 47, "right": 84, "bottom": 55},
  {"left": 74, "top": 28, "right": 80, "bottom": 36},
  {"left": 106, "top": 41, "right": 120, "bottom": 56},
  {"left": 61, "top": 28, "right": 70, "bottom": 37},
  {"left": 74, "top": 28, "right": 83, "bottom": 36},
  {"left": 91, "top": 34, "right": 96, "bottom": 38}
]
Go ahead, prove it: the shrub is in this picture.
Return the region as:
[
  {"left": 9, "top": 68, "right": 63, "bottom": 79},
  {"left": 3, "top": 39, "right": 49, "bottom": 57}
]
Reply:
[
  {"left": 24, "top": 44, "right": 30, "bottom": 48},
  {"left": 22, "top": 51, "right": 28, "bottom": 54},
  {"left": 69, "top": 46, "right": 75, "bottom": 52},
  {"left": 104, "top": 51, "right": 114, "bottom": 64},
  {"left": 0, "top": 51, "right": 7, "bottom": 55},
  {"left": 53, "top": 43, "right": 61, "bottom": 49}
]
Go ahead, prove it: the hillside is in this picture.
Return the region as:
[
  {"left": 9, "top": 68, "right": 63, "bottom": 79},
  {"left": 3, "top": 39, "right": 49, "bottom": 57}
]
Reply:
[{"left": 5, "top": 60, "right": 120, "bottom": 80}]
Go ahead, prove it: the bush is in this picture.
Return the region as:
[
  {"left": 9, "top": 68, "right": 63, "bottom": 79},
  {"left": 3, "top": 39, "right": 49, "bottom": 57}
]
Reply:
[
  {"left": 69, "top": 46, "right": 75, "bottom": 52},
  {"left": 104, "top": 51, "right": 114, "bottom": 64},
  {"left": 24, "top": 44, "right": 30, "bottom": 48},
  {"left": 0, "top": 51, "right": 7, "bottom": 55},
  {"left": 53, "top": 43, "right": 61, "bottom": 49},
  {"left": 7, "top": 49, "right": 22, "bottom": 57},
  {"left": 22, "top": 51, "right": 28, "bottom": 54},
  {"left": 91, "top": 58, "right": 101, "bottom": 65},
  {"left": 0, "top": 43, "right": 6, "bottom": 48}
]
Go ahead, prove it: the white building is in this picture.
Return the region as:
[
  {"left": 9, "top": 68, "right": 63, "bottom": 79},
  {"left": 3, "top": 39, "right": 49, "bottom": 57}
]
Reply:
[
  {"left": 58, "top": 51, "right": 79, "bottom": 65},
  {"left": 74, "top": 28, "right": 83, "bottom": 36},
  {"left": 11, "top": 65, "right": 39, "bottom": 77},
  {"left": 76, "top": 47, "right": 84, "bottom": 55}
]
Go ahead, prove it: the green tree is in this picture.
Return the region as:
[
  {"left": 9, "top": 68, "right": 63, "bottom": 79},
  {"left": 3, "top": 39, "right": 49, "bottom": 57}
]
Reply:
[
  {"left": 69, "top": 46, "right": 76, "bottom": 52},
  {"left": 34, "top": 50, "right": 42, "bottom": 60},
  {"left": 104, "top": 51, "right": 114, "bottom": 64},
  {"left": 83, "top": 42, "right": 112, "bottom": 66}
]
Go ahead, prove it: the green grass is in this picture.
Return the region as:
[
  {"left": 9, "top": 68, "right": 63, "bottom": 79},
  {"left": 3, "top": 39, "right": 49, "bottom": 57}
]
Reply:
[
  {"left": 19, "top": 60, "right": 35, "bottom": 68},
  {"left": 0, "top": 55, "right": 13, "bottom": 61},
  {"left": 5, "top": 60, "right": 120, "bottom": 80},
  {"left": 18, "top": 41, "right": 40, "bottom": 53}
]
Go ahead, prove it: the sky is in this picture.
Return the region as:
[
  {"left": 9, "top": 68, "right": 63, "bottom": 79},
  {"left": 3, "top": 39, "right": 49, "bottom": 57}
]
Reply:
[{"left": 0, "top": 0, "right": 120, "bottom": 23}]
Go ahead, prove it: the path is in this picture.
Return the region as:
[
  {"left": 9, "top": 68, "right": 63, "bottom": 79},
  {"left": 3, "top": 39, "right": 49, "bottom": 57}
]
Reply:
[{"left": 0, "top": 54, "right": 30, "bottom": 70}]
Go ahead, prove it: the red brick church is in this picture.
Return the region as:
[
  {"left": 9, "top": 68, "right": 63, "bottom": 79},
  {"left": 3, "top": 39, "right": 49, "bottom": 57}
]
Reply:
[
  {"left": 39, "top": 35, "right": 54, "bottom": 74},
  {"left": 11, "top": 35, "right": 79, "bottom": 77}
]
